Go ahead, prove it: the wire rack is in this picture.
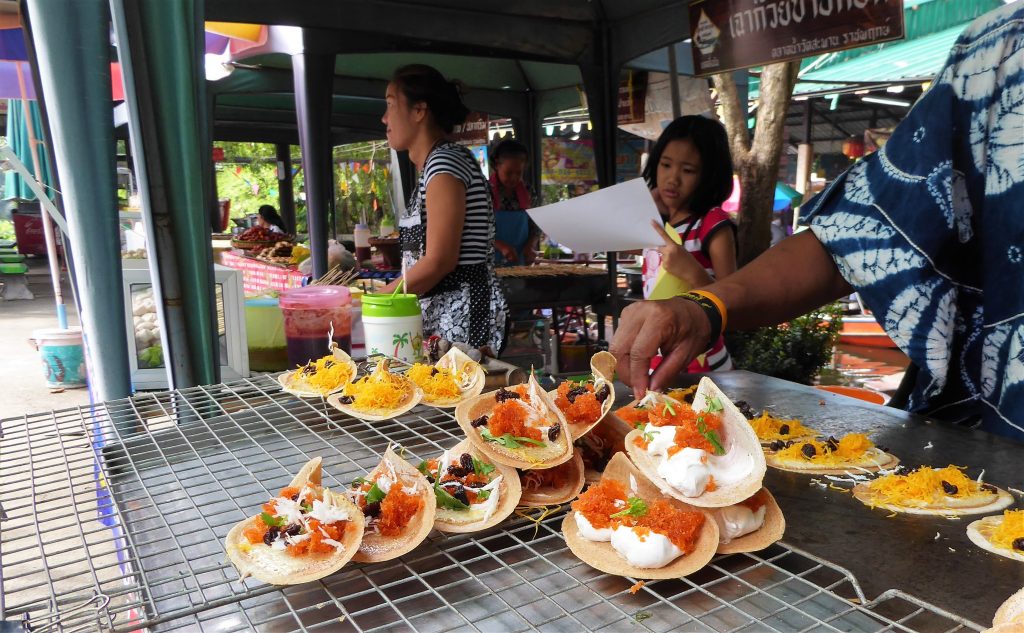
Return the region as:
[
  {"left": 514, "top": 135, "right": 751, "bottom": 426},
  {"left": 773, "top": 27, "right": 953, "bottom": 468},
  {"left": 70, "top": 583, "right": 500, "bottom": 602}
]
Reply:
[{"left": 0, "top": 373, "right": 985, "bottom": 633}]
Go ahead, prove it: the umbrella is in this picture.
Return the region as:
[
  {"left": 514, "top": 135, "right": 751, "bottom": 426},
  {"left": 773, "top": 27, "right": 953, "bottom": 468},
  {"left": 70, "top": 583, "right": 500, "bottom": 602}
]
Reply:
[
  {"left": 721, "top": 176, "right": 804, "bottom": 213},
  {"left": 4, "top": 97, "right": 50, "bottom": 200}
]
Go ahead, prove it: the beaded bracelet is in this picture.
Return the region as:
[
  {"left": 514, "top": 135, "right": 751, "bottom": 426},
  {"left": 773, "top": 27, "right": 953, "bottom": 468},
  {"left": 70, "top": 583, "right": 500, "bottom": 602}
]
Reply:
[{"left": 678, "top": 290, "right": 727, "bottom": 348}]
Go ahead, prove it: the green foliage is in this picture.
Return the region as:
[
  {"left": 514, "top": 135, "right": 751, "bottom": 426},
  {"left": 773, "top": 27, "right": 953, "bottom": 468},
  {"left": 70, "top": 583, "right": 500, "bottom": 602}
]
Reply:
[
  {"left": 0, "top": 219, "right": 14, "bottom": 241},
  {"left": 725, "top": 302, "right": 844, "bottom": 385},
  {"left": 214, "top": 142, "right": 306, "bottom": 225}
]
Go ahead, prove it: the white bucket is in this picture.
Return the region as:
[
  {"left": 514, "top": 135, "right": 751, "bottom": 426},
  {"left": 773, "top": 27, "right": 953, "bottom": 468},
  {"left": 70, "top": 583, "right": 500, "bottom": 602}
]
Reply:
[
  {"left": 31, "top": 326, "right": 88, "bottom": 389},
  {"left": 362, "top": 314, "right": 425, "bottom": 364}
]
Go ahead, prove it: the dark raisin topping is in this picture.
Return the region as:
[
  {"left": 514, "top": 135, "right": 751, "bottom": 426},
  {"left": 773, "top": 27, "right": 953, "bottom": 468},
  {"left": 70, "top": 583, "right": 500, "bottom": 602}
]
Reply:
[
  {"left": 425, "top": 474, "right": 435, "bottom": 484},
  {"left": 894, "top": 465, "right": 908, "bottom": 475},
  {"left": 548, "top": 425, "right": 561, "bottom": 441},
  {"left": 431, "top": 367, "right": 439, "bottom": 376},
  {"left": 338, "top": 395, "right": 355, "bottom": 404},
  {"left": 733, "top": 400, "right": 756, "bottom": 419},
  {"left": 363, "top": 502, "right": 381, "bottom": 517},
  {"left": 470, "top": 415, "right": 489, "bottom": 428},
  {"left": 981, "top": 483, "right": 998, "bottom": 493},
  {"left": 442, "top": 482, "right": 470, "bottom": 505},
  {"left": 290, "top": 493, "right": 300, "bottom": 501},
  {"left": 263, "top": 526, "right": 280, "bottom": 545},
  {"left": 495, "top": 388, "right": 521, "bottom": 403},
  {"left": 566, "top": 385, "right": 589, "bottom": 404},
  {"left": 801, "top": 443, "right": 817, "bottom": 458},
  {"left": 941, "top": 480, "right": 958, "bottom": 495},
  {"left": 460, "top": 453, "right": 474, "bottom": 472},
  {"left": 594, "top": 383, "right": 611, "bottom": 403},
  {"left": 777, "top": 424, "right": 790, "bottom": 436},
  {"left": 825, "top": 436, "right": 839, "bottom": 452},
  {"left": 284, "top": 523, "right": 302, "bottom": 537},
  {"left": 447, "top": 464, "right": 470, "bottom": 478},
  {"left": 768, "top": 440, "right": 785, "bottom": 452},
  {"left": 324, "top": 359, "right": 335, "bottom": 368},
  {"left": 784, "top": 440, "right": 796, "bottom": 448},
  {"left": 301, "top": 365, "right": 316, "bottom": 375},
  {"left": 1013, "top": 538, "right": 1024, "bottom": 552}
]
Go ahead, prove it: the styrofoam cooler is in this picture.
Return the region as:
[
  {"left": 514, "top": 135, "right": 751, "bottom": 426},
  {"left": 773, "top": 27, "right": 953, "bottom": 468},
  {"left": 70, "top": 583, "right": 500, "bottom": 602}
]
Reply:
[{"left": 361, "top": 293, "right": 425, "bottom": 363}]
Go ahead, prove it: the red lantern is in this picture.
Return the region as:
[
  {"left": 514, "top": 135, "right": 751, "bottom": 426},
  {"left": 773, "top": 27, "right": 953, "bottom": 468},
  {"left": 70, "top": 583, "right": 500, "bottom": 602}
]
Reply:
[{"left": 842, "top": 136, "right": 865, "bottom": 159}]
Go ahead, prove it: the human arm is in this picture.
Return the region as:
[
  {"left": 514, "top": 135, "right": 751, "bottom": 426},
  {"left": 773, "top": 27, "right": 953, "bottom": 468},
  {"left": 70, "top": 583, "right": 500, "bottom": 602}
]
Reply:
[
  {"left": 651, "top": 220, "right": 714, "bottom": 288},
  {"left": 385, "top": 173, "right": 465, "bottom": 295},
  {"left": 609, "top": 230, "right": 853, "bottom": 393},
  {"left": 493, "top": 238, "right": 518, "bottom": 262}
]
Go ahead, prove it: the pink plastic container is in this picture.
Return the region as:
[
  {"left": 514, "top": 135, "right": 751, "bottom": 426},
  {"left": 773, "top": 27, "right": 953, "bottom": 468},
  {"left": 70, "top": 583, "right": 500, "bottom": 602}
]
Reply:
[{"left": 279, "top": 286, "right": 352, "bottom": 367}]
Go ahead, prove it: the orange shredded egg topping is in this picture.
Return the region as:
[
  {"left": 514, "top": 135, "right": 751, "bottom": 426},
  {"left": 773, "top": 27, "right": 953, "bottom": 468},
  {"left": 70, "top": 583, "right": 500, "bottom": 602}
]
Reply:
[
  {"left": 865, "top": 465, "right": 990, "bottom": 506},
  {"left": 244, "top": 485, "right": 349, "bottom": 556},
  {"left": 487, "top": 400, "right": 543, "bottom": 441},
  {"left": 991, "top": 510, "right": 1024, "bottom": 551},
  {"left": 774, "top": 433, "right": 874, "bottom": 464},
  {"left": 408, "top": 363, "right": 462, "bottom": 400},
  {"left": 377, "top": 485, "right": 423, "bottom": 537},
  {"left": 554, "top": 382, "right": 603, "bottom": 426},
  {"left": 633, "top": 500, "right": 705, "bottom": 553},
  {"left": 738, "top": 489, "right": 767, "bottom": 512},
  {"left": 571, "top": 479, "right": 628, "bottom": 530},
  {"left": 616, "top": 405, "right": 649, "bottom": 426}
]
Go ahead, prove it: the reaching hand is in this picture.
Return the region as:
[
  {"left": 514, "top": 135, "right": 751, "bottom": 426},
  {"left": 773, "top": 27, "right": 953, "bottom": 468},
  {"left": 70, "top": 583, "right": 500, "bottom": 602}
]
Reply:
[{"left": 609, "top": 297, "right": 711, "bottom": 396}]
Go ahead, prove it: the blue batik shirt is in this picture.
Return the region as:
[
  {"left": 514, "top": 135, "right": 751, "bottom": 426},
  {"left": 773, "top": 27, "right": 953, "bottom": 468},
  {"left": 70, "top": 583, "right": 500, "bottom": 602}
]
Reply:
[{"left": 802, "top": 2, "right": 1024, "bottom": 441}]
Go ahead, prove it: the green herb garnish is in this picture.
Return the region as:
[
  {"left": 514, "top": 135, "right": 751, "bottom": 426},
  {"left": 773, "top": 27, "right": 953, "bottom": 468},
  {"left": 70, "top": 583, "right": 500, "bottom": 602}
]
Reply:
[
  {"left": 364, "top": 481, "right": 387, "bottom": 504},
  {"left": 610, "top": 496, "right": 648, "bottom": 519},
  {"left": 480, "top": 428, "right": 546, "bottom": 449},
  {"left": 634, "top": 422, "right": 645, "bottom": 430},
  {"left": 472, "top": 456, "right": 495, "bottom": 477},
  {"left": 705, "top": 396, "right": 723, "bottom": 413},
  {"left": 697, "top": 418, "right": 726, "bottom": 455},
  {"left": 662, "top": 400, "right": 676, "bottom": 416},
  {"left": 634, "top": 612, "right": 652, "bottom": 623},
  {"left": 417, "top": 461, "right": 431, "bottom": 477},
  {"left": 434, "top": 485, "right": 470, "bottom": 510},
  {"left": 477, "top": 489, "right": 491, "bottom": 501},
  {"left": 351, "top": 476, "right": 367, "bottom": 488},
  {"left": 261, "top": 511, "right": 284, "bottom": 527},
  {"left": 300, "top": 502, "right": 312, "bottom": 513}
]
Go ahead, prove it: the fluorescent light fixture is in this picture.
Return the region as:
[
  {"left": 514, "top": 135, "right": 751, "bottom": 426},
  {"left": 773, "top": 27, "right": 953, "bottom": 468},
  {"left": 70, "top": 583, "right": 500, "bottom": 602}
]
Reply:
[
  {"left": 861, "top": 95, "right": 910, "bottom": 107},
  {"left": 886, "top": 85, "right": 904, "bottom": 93},
  {"left": 545, "top": 125, "right": 554, "bottom": 136},
  {"left": 854, "top": 89, "right": 870, "bottom": 95},
  {"left": 572, "top": 122, "right": 582, "bottom": 133}
]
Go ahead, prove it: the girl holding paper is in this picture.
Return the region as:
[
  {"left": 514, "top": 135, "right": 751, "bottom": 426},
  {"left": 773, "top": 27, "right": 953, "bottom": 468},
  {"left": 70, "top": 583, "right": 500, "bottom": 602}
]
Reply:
[{"left": 640, "top": 115, "right": 737, "bottom": 372}]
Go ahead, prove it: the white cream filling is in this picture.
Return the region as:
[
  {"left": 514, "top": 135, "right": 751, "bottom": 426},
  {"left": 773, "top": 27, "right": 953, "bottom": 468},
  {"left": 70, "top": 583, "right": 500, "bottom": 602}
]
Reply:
[
  {"left": 575, "top": 512, "right": 614, "bottom": 542},
  {"left": 714, "top": 505, "right": 767, "bottom": 544},
  {"left": 643, "top": 424, "right": 678, "bottom": 456},
  {"left": 610, "top": 526, "right": 683, "bottom": 568},
  {"left": 656, "top": 447, "right": 711, "bottom": 497}
]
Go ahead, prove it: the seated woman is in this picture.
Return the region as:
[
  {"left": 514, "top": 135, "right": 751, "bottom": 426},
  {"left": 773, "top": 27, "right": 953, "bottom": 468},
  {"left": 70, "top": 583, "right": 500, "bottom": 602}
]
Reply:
[{"left": 257, "top": 204, "right": 288, "bottom": 234}]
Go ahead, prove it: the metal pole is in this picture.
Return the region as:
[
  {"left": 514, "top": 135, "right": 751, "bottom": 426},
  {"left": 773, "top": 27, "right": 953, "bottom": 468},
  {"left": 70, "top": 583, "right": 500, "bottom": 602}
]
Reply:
[
  {"left": 667, "top": 46, "right": 682, "bottom": 120},
  {"left": 275, "top": 143, "right": 296, "bottom": 233},
  {"left": 293, "top": 48, "right": 334, "bottom": 279},
  {"left": 23, "top": 0, "right": 133, "bottom": 402}
]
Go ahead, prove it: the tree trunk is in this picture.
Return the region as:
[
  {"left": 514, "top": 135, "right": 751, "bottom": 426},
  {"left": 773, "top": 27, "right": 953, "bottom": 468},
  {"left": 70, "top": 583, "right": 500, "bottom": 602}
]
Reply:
[{"left": 712, "top": 61, "right": 800, "bottom": 267}]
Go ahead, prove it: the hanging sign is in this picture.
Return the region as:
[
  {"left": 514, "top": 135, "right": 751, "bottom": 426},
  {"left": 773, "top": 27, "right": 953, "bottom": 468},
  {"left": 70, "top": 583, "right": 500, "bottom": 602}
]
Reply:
[
  {"left": 617, "top": 71, "right": 647, "bottom": 124},
  {"left": 450, "top": 112, "right": 489, "bottom": 146},
  {"left": 688, "top": 0, "right": 905, "bottom": 76}
]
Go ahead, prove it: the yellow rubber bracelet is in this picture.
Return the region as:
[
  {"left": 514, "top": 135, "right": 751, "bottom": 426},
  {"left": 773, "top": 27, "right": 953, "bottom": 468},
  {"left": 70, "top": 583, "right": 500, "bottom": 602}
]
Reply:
[{"left": 689, "top": 289, "right": 728, "bottom": 333}]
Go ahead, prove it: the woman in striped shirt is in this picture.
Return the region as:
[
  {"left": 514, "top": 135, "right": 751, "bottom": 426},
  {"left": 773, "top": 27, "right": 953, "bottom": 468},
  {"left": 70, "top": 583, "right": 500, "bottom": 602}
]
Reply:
[
  {"left": 382, "top": 64, "right": 507, "bottom": 353},
  {"left": 640, "top": 116, "right": 737, "bottom": 372}
]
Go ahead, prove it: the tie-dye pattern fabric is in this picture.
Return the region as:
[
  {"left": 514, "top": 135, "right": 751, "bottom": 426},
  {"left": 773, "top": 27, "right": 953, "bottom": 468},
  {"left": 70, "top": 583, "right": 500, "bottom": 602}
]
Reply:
[{"left": 802, "top": 3, "right": 1024, "bottom": 440}]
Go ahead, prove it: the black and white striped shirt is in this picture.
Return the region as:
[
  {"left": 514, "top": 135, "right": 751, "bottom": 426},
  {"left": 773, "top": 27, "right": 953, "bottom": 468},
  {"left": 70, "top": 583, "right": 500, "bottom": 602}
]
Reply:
[{"left": 407, "top": 142, "right": 493, "bottom": 266}]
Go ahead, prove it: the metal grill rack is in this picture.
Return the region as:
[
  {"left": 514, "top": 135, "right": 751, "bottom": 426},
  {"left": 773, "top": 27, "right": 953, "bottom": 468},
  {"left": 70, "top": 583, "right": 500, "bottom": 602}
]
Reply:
[{"left": 0, "top": 374, "right": 984, "bottom": 632}]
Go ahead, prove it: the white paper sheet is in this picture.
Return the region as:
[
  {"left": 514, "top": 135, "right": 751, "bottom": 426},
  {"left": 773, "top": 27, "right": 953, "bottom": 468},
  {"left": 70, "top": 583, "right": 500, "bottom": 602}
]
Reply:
[{"left": 526, "top": 178, "right": 663, "bottom": 253}]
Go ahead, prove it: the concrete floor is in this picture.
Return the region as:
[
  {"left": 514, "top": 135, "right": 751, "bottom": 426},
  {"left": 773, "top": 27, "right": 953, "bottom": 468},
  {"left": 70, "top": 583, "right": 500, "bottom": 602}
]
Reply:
[{"left": 0, "top": 257, "right": 91, "bottom": 420}]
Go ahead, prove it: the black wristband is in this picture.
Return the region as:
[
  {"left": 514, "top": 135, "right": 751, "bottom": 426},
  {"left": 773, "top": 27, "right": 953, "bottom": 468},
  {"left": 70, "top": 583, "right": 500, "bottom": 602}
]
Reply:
[{"left": 678, "top": 292, "right": 723, "bottom": 350}]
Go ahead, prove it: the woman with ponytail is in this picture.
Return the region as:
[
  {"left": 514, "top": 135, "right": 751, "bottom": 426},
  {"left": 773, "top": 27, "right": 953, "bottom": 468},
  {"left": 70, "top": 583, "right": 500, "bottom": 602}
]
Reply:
[{"left": 382, "top": 64, "right": 507, "bottom": 354}]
